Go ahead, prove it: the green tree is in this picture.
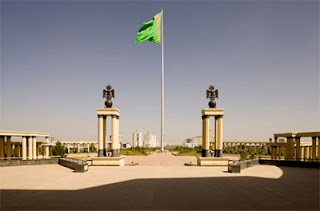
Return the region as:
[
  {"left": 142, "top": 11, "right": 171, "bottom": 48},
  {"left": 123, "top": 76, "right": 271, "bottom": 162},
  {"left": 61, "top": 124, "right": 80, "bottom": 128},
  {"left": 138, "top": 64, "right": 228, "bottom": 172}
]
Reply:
[
  {"left": 52, "top": 141, "right": 65, "bottom": 157},
  {"left": 240, "top": 150, "right": 249, "bottom": 160}
]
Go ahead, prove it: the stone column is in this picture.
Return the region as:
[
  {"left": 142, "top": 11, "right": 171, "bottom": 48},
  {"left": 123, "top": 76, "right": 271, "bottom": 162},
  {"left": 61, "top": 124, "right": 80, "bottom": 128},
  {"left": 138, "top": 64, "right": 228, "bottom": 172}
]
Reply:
[
  {"left": 6, "top": 136, "right": 12, "bottom": 160},
  {"left": 286, "top": 137, "right": 294, "bottom": 160},
  {"left": 22, "top": 136, "right": 27, "bottom": 160},
  {"left": 295, "top": 137, "right": 301, "bottom": 160},
  {"left": 98, "top": 115, "right": 104, "bottom": 157},
  {"left": 77, "top": 143, "right": 80, "bottom": 153},
  {"left": 111, "top": 115, "right": 120, "bottom": 157},
  {"left": 277, "top": 145, "right": 282, "bottom": 160},
  {"left": 308, "top": 146, "right": 312, "bottom": 160},
  {"left": 215, "top": 116, "right": 223, "bottom": 157},
  {"left": 201, "top": 115, "right": 210, "bottom": 157},
  {"left": 27, "top": 136, "right": 33, "bottom": 160},
  {"left": 32, "top": 137, "right": 37, "bottom": 160},
  {"left": 103, "top": 116, "right": 107, "bottom": 156},
  {"left": 0, "top": 136, "right": 4, "bottom": 160},
  {"left": 36, "top": 144, "right": 40, "bottom": 158},
  {"left": 271, "top": 146, "right": 276, "bottom": 160},
  {"left": 45, "top": 137, "right": 49, "bottom": 159},
  {"left": 17, "top": 143, "right": 21, "bottom": 157},
  {"left": 87, "top": 143, "right": 90, "bottom": 153},
  {"left": 311, "top": 137, "right": 316, "bottom": 160},
  {"left": 67, "top": 144, "right": 70, "bottom": 153},
  {"left": 304, "top": 146, "right": 309, "bottom": 160}
]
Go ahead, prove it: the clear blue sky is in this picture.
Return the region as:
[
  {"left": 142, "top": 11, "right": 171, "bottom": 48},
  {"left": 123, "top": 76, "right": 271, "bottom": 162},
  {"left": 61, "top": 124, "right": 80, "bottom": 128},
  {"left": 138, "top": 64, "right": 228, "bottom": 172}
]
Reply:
[{"left": 1, "top": 1, "right": 319, "bottom": 144}]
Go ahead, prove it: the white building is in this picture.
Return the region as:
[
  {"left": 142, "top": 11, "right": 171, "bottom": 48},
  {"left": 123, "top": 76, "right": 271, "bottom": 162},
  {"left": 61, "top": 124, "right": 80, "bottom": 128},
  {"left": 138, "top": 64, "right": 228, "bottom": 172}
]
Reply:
[
  {"left": 132, "top": 130, "right": 143, "bottom": 147},
  {"left": 143, "top": 132, "right": 157, "bottom": 148}
]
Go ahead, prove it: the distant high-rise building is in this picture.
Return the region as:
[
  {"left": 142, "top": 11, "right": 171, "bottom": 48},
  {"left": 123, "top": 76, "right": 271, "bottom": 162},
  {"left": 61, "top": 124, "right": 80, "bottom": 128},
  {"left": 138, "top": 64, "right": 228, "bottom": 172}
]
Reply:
[
  {"left": 144, "top": 132, "right": 157, "bottom": 148},
  {"left": 132, "top": 130, "right": 143, "bottom": 147}
]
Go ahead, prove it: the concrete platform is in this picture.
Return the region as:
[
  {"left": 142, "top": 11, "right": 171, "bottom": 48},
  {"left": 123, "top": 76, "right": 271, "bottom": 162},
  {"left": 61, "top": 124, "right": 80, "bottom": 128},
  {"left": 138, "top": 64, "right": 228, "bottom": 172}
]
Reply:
[
  {"left": 91, "top": 156, "right": 124, "bottom": 166},
  {"left": 196, "top": 156, "right": 231, "bottom": 166}
]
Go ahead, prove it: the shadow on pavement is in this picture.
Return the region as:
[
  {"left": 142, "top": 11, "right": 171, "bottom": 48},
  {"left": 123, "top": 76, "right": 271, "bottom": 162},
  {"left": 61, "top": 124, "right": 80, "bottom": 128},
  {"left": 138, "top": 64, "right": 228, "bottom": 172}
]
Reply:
[{"left": 1, "top": 167, "right": 319, "bottom": 210}]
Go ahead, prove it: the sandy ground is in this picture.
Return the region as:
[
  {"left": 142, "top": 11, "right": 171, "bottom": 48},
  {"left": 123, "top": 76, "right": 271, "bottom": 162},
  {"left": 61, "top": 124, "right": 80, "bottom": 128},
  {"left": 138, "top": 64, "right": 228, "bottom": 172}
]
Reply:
[{"left": 1, "top": 152, "right": 319, "bottom": 210}]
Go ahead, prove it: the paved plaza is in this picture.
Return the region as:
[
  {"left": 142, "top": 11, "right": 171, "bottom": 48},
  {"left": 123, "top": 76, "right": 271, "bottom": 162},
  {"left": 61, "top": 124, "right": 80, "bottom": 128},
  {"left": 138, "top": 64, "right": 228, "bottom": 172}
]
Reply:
[{"left": 1, "top": 153, "right": 319, "bottom": 210}]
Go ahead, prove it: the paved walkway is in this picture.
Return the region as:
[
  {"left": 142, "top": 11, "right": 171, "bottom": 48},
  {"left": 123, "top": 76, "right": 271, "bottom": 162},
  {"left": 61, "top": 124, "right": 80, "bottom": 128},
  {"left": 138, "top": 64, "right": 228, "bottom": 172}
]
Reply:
[
  {"left": 124, "top": 151, "right": 197, "bottom": 166},
  {"left": 1, "top": 153, "right": 319, "bottom": 210},
  {"left": 67, "top": 151, "right": 241, "bottom": 166}
]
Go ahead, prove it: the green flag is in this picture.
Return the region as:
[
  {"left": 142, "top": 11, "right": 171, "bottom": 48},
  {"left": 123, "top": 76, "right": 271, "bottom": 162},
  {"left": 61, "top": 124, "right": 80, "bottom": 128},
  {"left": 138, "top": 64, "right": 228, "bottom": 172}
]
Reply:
[{"left": 135, "top": 12, "right": 162, "bottom": 44}]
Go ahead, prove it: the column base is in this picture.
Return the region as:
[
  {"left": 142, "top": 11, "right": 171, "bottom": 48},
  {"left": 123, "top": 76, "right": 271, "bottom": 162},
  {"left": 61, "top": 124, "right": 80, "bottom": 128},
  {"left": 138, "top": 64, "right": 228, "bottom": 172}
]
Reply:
[
  {"left": 111, "top": 149, "right": 120, "bottom": 157},
  {"left": 201, "top": 149, "right": 211, "bottom": 157},
  {"left": 98, "top": 149, "right": 104, "bottom": 157},
  {"left": 214, "top": 149, "right": 222, "bottom": 157}
]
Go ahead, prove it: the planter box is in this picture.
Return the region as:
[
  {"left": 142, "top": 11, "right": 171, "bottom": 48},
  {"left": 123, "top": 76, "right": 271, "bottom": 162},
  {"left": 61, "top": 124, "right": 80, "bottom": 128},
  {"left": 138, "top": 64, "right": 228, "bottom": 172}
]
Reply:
[
  {"left": 59, "top": 158, "right": 88, "bottom": 172},
  {"left": 228, "top": 159, "right": 259, "bottom": 173}
]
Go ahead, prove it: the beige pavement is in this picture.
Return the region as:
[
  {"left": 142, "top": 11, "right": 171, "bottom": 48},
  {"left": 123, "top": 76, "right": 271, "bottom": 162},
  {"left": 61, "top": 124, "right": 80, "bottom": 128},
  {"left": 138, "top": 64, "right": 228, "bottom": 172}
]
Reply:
[
  {"left": 1, "top": 153, "right": 319, "bottom": 210},
  {"left": 67, "top": 151, "right": 241, "bottom": 166},
  {"left": 125, "top": 152, "right": 241, "bottom": 166},
  {"left": 124, "top": 151, "right": 198, "bottom": 166}
]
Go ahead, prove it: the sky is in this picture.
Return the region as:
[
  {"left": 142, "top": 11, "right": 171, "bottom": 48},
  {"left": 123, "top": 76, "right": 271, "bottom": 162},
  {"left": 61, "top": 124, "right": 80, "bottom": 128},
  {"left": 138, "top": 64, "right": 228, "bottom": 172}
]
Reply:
[{"left": 1, "top": 0, "right": 319, "bottom": 144}]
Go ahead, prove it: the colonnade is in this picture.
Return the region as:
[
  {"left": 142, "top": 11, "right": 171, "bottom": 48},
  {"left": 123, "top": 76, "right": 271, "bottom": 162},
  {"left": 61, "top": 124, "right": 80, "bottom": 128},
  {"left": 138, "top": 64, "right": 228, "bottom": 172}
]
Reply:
[
  {"left": 270, "top": 132, "right": 320, "bottom": 161},
  {"left": 58, "top": 141, "right": 98, "bottom": 153},
  {"left": 0, "top": 131, "right": 50, "bottom": 160},
  {"left": 222, "top": 142, "right": 269, "bottom": 154}
]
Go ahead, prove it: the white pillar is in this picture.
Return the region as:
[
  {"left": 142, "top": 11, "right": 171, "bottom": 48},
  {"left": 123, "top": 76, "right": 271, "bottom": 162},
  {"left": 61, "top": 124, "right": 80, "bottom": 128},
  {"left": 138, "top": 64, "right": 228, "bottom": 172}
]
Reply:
[
  {"left": 27, "top": 136, "right": 33, "bottom": 160},
  {"left": 45, "top": 137, "right": 49, "bottom": 159},
  {"left": 22, "top": 136, "right": 27, "bottom": 160},
  {"left": 77, "top": 143, "right": 80, "bottom": 153},
  {"left": 87, "top": 143, "right": 90, "bottom": 153},
  {"left": 32, "top": 137, "right": 37, "bottom": 160},
  {"left": 0, "top": 136, "right": 4, "bottom": 159},
  {"left": 103, "top": 116, "right": 107, "bottom": 156},
  {"left": 202, "top": 115, "right": 210, "bottom": 157},
  {"left": 111, "top": 115, "right": 120, "bottom": 157},
  {"left": 216, "top": 116, "right": 223, "bottom": 157},
  {"left": 98, "top": 115, "right": 104, "bottom": 157},
  {"left": 67, "top": 144, "right": 70, "bottom": 153}
]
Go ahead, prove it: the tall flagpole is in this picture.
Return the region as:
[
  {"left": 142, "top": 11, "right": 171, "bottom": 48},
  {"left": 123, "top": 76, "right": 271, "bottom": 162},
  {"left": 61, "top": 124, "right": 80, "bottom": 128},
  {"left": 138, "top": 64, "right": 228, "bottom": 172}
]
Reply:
[{"left": 161, "top": 9, "right": 164, "bottom": 152}]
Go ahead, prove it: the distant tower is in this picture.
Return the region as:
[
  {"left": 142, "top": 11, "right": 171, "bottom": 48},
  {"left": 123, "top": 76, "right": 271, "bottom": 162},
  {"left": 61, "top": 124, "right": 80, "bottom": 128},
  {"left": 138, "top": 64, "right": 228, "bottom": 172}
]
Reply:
[
  {"left": 132, "top": 130, "right": 143, "bottom": 147},
  {"left": 144, "top": 132, "right": 157, "bottom": 148}
]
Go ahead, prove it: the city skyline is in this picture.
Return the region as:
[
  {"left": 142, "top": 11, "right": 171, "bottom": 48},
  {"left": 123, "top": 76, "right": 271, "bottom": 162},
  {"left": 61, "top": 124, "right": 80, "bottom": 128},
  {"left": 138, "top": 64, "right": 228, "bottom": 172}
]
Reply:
[{"left": 1, "top": 1, "right": 318, "bottom": 144}]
